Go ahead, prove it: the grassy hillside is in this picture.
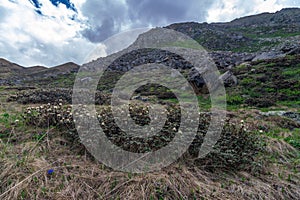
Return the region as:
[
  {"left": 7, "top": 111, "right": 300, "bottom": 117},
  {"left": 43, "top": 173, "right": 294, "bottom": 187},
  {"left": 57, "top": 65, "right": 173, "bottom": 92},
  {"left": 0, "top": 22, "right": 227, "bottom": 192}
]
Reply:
[
  {"left": 0, "top": 53, "right": 299, "bottom": 199},
  {"left": 1, "top": 8, "right": 300, "bottom": 200},
  {"left": 227, "top": 54, "right": 300, "bottom": 110}
]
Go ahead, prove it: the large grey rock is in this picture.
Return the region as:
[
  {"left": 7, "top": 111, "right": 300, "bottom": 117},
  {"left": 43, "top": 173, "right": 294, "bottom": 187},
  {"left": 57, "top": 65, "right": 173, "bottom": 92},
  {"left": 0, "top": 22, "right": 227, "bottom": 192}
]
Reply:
[
  {"left": 259, "top": 111, "right": 300, "bottom": 124},
  {"left": 253, "top": 52, "right": 285, "bottom": 61}
]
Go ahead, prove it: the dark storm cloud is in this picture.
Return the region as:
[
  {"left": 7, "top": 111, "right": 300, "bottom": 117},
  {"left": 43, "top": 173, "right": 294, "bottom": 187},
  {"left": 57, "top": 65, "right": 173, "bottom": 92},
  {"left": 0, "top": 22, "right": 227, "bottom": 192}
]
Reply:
[
  {"left": 126, "top": 0, "right": 211, "bottom": 25},
  {"left": 82, "top": 18, "right": 116, "bottom": 43},
  {"left": 81, "top": 0, "right": 213, "bottom": 43},
  {"left": 80, "top": 0, "right": 127, "bottom": 43}
]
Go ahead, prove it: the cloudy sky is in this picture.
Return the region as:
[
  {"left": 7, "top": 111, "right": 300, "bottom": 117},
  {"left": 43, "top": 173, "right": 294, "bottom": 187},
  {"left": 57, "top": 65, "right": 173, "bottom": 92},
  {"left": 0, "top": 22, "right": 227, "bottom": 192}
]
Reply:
[{"left": 0, "top": 0, "right": 299, "bottom": 67}]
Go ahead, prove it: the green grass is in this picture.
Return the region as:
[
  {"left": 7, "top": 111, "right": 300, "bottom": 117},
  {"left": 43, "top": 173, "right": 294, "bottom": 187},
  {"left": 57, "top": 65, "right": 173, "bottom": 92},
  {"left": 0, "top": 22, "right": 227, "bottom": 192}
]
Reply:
[
  {"left": 0, "top": 112, "right": 24, "bottom": 128},
  {"left": 232, "top": 40, "right": 280, "bottom": 53},
  {"left": 283, "top": 66, "right": 300, "bottom": 78},
  {"left": 244, "top": 30, "right": 300, "bottom": 39},
  {"left": 159, "top": 95, "right": 212, "bottom": 110},
  {"left": 197, "top": 95, "right": 211, "bottom": 110},
  {"left": 226, "top": 26, "right": 299, "bottom": 52},
  {"left": 240, "top": 77, "right": 255, "bottom": 85},
  {"left": 284, "top": 129, "right": 300, "bottom": 150},
  {"left": 226, "top": 55, "right": 300, "bottom": 109},
  {"left": 227, "top": 95, "right": 244, "bottom": 105},
  {"left": 50, "top": 73, "right": 76, "bottom": 88},
  {"left": 277, "top": 100, "right": 300, "bottom": 110},
  {"left": 162, "top": 40, "right": 205, "bottom": 50},
  {"left": 262, "top": 63, "right": 277, "bottom": 67},
  {"left": 263, "top": 128, "right": 300, "bottom": 150},
  {"left": 279, "top": 89, "right": 300, "bottom": 96},
  {"left": 230, "top": 26, "right": 300, "bottom": 39}
]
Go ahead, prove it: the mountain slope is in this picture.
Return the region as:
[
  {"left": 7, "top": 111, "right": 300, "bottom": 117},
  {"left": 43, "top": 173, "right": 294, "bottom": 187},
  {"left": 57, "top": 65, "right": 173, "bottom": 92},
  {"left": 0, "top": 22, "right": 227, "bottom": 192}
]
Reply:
[
  {"left": 166, "top": 8, "right": 300, "bottom": 53},
  {"left": 0, "top": 8, "right": 299, "bottom": 200},
  {"left": 0, "top": 58, "right": 79, "bottom": 85},
  {"left": 1, "top": 8, "right": 300, "bottom": 89}
]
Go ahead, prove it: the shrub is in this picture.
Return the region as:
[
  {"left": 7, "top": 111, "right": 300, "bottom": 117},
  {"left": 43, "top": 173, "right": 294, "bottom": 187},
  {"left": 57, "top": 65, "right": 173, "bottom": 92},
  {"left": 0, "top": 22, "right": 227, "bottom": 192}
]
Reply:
[
  {"left": 22, "top": 101, "right": 74, "bottom": 130},
  {"left": 227, "top": 95, "right": 244, "bottom": 105},
  {"left": 191, "top": 122, "right": 266, "bottom": 172}
]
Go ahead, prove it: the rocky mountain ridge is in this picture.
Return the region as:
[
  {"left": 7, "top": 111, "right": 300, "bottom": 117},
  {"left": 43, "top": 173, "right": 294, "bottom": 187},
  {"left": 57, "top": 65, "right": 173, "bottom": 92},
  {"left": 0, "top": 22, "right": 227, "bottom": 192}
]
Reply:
[
  {"left": 0, "top": 59, "right": 79, "bottom": 85},
  {"left": 1, "top": 8, "right": 300, "bottom": 86},
  {"left": 167, "top": 8, "right": 300, "bottom": 54}
]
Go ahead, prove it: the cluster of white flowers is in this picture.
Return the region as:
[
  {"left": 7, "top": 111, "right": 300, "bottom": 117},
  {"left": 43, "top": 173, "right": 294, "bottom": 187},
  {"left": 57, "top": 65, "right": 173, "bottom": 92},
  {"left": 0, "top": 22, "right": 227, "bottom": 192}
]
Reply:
[{"left": 23, "top": 101, "right": 74, "bottom": 127}]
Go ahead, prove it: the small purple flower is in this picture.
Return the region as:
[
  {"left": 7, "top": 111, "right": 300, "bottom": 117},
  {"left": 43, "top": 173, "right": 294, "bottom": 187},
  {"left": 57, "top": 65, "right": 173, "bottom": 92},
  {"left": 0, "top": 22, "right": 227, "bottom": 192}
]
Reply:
[{"left": 47, "top": 169, "right": 54, "bottom": 175}]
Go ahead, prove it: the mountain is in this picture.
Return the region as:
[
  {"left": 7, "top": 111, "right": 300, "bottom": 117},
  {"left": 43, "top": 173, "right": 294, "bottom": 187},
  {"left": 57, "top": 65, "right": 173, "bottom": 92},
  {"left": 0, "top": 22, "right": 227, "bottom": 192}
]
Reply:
[
  {"left": 1, "top": 8, "right": 300, "bottom": 87},
  {"left": 0, "top": 58, "right": 27, "bottom": 73},
  {"left": 1, "top": 8, "right": 300, "bottom": 200},
  {"left": 0, "top": 58, "right": 79, "bottom": 85},
  {"left": 27, "top": 62, "right": 79, "bottom": 78},
  {"left": 166, "top": 8, "right": 300, "bottom": 53},
  {"left": 228, "top": 7, "right": 300, "bottom": 26}
]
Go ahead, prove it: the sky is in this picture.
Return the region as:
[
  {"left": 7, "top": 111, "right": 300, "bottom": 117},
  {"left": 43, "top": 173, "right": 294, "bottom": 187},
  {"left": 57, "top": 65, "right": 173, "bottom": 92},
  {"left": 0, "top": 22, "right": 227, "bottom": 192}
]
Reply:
[{"left": 0, "top": 0, "right": 299, "bottom": 67}]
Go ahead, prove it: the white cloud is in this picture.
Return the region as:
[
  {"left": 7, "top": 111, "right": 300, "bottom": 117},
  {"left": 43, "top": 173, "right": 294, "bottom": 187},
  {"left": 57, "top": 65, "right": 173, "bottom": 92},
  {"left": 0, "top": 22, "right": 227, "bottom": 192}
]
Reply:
[
  {"left": 0, "top": 0, "right": 299, "bottom": 67},
  {"left": 207, "top": 0, "right": 299, "bottom": 22},
  {"left": 83, "top": 27, "right": 150, "bottom": 63},
  {"left": 0, "top": 0, "right": 96, "bottom": 67}
]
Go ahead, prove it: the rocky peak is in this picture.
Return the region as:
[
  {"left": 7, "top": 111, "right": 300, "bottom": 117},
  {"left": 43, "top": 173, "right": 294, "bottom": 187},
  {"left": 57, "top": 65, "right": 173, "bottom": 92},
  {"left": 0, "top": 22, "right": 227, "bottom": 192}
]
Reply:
[{"left": 228, "top": 7, "right": 300, "bottom": 27}]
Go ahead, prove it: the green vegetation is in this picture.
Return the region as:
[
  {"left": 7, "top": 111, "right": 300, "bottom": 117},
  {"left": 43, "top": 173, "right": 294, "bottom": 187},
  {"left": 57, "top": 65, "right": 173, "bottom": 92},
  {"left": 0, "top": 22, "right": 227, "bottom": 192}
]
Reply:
[
  {"left": 193, "top": 25, "right": 300, "bottom": 53},
  {"left": 227, "top": 94, "right": 244, "bottom": 106},
  {"left": 162, "top": 40, "right": 205, "bottom": 50},
  {"left": 49, "top": 73, "right": 76, "bottom": 88},
  {"left": 0, "top": 30, "right": 300, "bottom": 199},
  {"left": 277, "top": 100, "right": 300, "bottom": 110},
  {"left": 283, "top": 64, "right": 300, "bottom": 78},
  {"left": 284, "top": 129, "right": 300, "bottom": 150},
  {"left": 230, "top": 26, "right": 300, "bottom": 39},
  {"left": 197, "top": 95, "right": 211, "bottom": 110},
  {"left": 227, "top": 55, "right": 300, "bottom": 109},
  {"left": 0, "top": 112, "right": 23, "bottom": 128},
  {"left": 232, "top": 40, "right": 281, "bottom": 53}
]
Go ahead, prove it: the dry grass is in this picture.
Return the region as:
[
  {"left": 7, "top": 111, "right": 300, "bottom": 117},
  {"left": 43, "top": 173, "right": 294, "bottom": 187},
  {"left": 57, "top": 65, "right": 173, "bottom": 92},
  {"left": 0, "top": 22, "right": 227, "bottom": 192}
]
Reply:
[
  {"left": 0, "top": 90, "right": 299, "bottom": 199},
  {"left": 0, "top": 124, "right": 299, "bottom": 200}
]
